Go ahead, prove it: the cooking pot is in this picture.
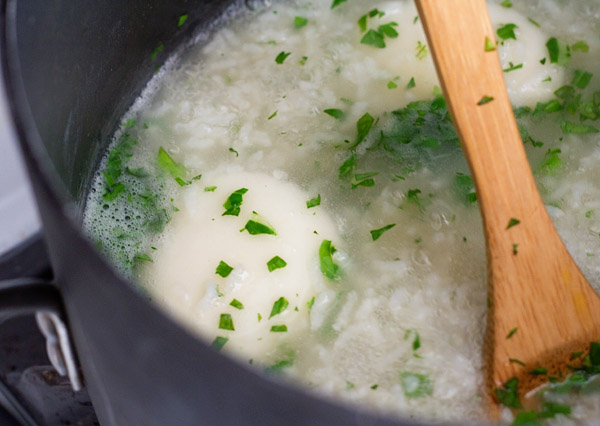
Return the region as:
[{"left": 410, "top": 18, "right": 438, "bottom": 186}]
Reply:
[{"left": 0, "top": 0, "right": 458, "bottom": 425}]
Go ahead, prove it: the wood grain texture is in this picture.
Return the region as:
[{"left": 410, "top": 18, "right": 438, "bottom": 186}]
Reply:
[{"left": 415, "top": 0, "right": 600, "bottom": 406}]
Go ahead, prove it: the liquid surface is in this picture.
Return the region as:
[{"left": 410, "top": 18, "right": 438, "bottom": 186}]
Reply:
[{"left": 84, "top": 0, "right": 600, "bottom": 424}]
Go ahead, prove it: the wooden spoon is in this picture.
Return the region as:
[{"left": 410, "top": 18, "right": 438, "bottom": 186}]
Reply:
[{"left": 415, "top": 0, "right": 600, "bottom": 408}]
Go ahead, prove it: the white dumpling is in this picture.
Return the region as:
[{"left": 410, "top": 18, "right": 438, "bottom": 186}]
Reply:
[
  {"left": 143, "top": 169, "right": 340, "bottom": 361},
  {"left": 364, "top": 1, "right": 564, "bottom": 108}
]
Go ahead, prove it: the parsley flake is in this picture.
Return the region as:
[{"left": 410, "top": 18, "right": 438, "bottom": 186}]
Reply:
[
  {"left": 219, "top": 314, "right": 235, "bottom": 331},
  {"left": 294, "top": 16, "right": 308, "bottom": 28},
  {"left": 572, "top": 70, "right": 593, "bottom": 89},
  {"left": 370, "top": 224, "right": 396, "bottom": 241},
  {"left": 267, "top": 256, "right": 287, "bottom": 272},
  {"left": 331, "top": 0, "right": 347, "bottom": 9},
  {"left": 229, "top": 147, "right": 239, "bottom": 157},
  {"left": 268, "top": 110, "right": 278, "bottom": 120},
  {"left": 506, "top": 327, "right": 519, "bottom": 339},
  {"left": 269, "top": 297, "right": 289, "bottom": 318},
  {"left": 211, "top": 336, "right": 228, "bottom": 351},
  {"left": 270, "top": 325, "right": 288, "bottom": 332},
  {"left": 158, "top": 147, "right": 189, "bottom": 186},
  {"left": 572, "top": 40, "right": 589, "bottom": 53},
  {"left": 307, "top": 194, "right": 321, "bottom": 208},
  {"left": 319, "top": 240, "right": 340, "bottom": 280},
  {"left": 546, "top": 37, "right": 571, "bottom": 65},
  {"left": 494, "top": 377, "right": 522, "bottom": 408},
  {"left": 497, "top": 23, "right": 517, "bottom": 41},
  {"left": 507, "top": 218, "right": 520, "bottom": 229},
  {"left": 324, "top": 109, "right": 345, "bottom": 119},
  {"left": 241, "top": 212, "right": 277, "bottom": 236},
  {"left": 561, "top": 121, "right": 599, "bottom": 134},
  {"left": 485, "top": 36, "right": 496, "bottom": 52},
  {"left": 400, "top": 372, "right": 432, "bottom": 398},
  {"left": 512, "top": 243, "right": 519, "bottom": 255},
  {"left": 222, "top": 188, "right": 248, "bottom": 216},
  {"left": 275, "top": 51, "right": 291, "bottom": 64},
  {"left": 178, "top": 14, "right": 189, "bottom": 27},
  {"left": 230, "top": 299, "right": 244, "bottom": 310},
  {"left": 406, "top": 77, "right": 416, "bottom": 89},
  {"left": 503, "top": 62, "right": 523, "bottom": 73},
  {"left": 361, "top": 29, "right": 385, "bottom": 49},
  {"left": 350, "top": 113, "right": 375, "bottom": 149},
  {"left": 216, "top": 261, "right": 234, "bottom": 278},
  {"left": 477, "top": 96, "right": 494, "bottom": 105}
]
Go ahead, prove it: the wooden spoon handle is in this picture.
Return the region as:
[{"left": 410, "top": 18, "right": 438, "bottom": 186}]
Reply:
[
  {"left": 416, "top": 0, "right": 600, "bottom": 401},
  {"left": 414, "top": 0, "right": 541, "bottom": 238}
]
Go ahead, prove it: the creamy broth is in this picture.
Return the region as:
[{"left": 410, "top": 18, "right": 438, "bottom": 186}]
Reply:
[{"left": 84, "top": 0, "right": 600, "bottom": 424}]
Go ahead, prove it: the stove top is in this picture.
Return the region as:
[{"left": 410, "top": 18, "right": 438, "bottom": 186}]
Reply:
[{"left": 1, "top": 53, "right": 98, "bottom": 426}]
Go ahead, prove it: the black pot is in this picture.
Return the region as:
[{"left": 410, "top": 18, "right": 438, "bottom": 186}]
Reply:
[{"left": 0, "top": 1, "right": 460, "bottom": 425}]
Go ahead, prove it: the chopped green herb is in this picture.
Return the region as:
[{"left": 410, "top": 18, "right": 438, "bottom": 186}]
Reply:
[
  {"left": 572, "top": 70, "right": 593, "bottom": 89},
  {"left": 267, "top": 256, "right": 287, "bottom": 272},
  {"left": 158, "top": 147, "right": 188, "bottom": 186},
  {"left": 528, "top": 17, "right": 540, "bottom": 27},
  {"left": 387, "top": 81, "right": 398, "bottom": 89},
  {"left": 485, "top": 36, "right": 496, "bottom": 52},
  {"left": 400, "top": 372, "right": 432, "bottom": 398},
  {"left": 275, "top": 51, "right": 291, "bottom": 64},
  {"left": 546, "top": 37, "right": 571, "bottom": 65},
  {"left": 134, "top": 253, "right": 153, "bottom": 263},
  {"left": 528, "top": 367, "right": 548, "bottom": 375},
  {"left": 204, "top": 186, "right": 217, "bottom": 192},
  {"left": 503, "top": 62, "right": 523, "bottom": 73},
  {"left": 497, "top": 23, "right": 517, "bottom": 41},
  {"left": 319, "top": 240, "right": 340, "bottom": 280},
  {"left": 500, "top": 0, "right": 512, "bottom": 7},
  {"left": 406, "top": 77, "right": 416, "bottom": 89},
  {"left": 586, "top": 210, "right": 594, "bottom": 218},
  {"left": 216, "top": 261, "right": 234, "bottom": 278},
  {"left": 494, "top": 377, "right": 522, "bottom": 408},
  {"left": 241, "top": 212, "right": 277, "bottom": 236},
  {"left": 512, "top": 411, "right": 541, "bottom": 426},
  {"left": 477, "top": 96, "right": 494, "bottom": 105},
  {"left": 512, "top": 243, "right": 519, "bottom": 255},
  {"left": 331, "top": 0, "right": 347, "bottom": 9},
  {"left": 178, "top": 14, "right": 189, "bottom": 27},
  {"left": 268, "top": 110, "right": 278, "bottom": 120},
  {"left": 338, "top": 154, "right": 356, "bottom": 179},
  {"left": 370, "top": 224, "right": 396, "bottom": 241},
  {"left": 299, "top": 56, "right": 308, "bottom": 66},
  {"left": 454, "top": 172, "right": 477, "bottom": 205},
  {"left": 307, "top": 297, "right": 316, "bottom": 312},
  {"left": 361, "top": 29, "right": 386, "bottom": 49},
  {"left": 507, "top": 327, "right": 518, "bottom": 338},
  {"left": 415, "top": 41, "right": 428, "bottom": 60},
  {"left": 571, "top": 351, "right": 584, "bottom": 360},
  {"left": 351, "top": 172, "right": 378, "bottom": 189},
  {"left": 269, "top": 297, "right": 289, "bottom": 318},
  {"left": 324, "top": 109, "right": 345, "bottom": 119},
  {"left": 350, "top": 113, "right": 375, "bottom": 149},
  {"left": 572, "top": 40, "right": 589, "bottom": 53},
  {"left": 230, "top": 299, "right": 244, "bottom": 310},
  {"left": 379, "top": 22, "right": 399, "bottom": 39},
  {"left": 370, "top": 384, "right": 379, "bottom": 390},
  {"left": 509, "top": 358, "right": 526, "bottom": 366},
  {"left": 211, "top": 336, "right": 228, "bottom": 351},
  {"left": 229, "top": 147, "right": 239, "bottom": 157},
  {"left": 306, "top": 194, "right": 321, "bottom": 208},
  {"left": 507, "top": 218, "right": 520, "bottom": 229},
  {"left": 219, "top": 313, "right": 234, "bottom": 331},
  {"left": 270, "top": 325, "right": 288, "bottom": 332},
  {"left": 539, "top": 402, "right": 571, "bottom": 419},
  {"left": 540, "top": 148, "right": 562, "bottom": 173},
  {"left": 123, "top": 118, "right": 136, "bottom": 128},
  {"left": 222, "top": 188, "right": 248, "bottom": 216},
  {"left": 404, "top": 329, "right": 421, "bottom": 351},
  {"left": 561, "top": 121, "right": 599, "bottom": 134},
  {"left": 150, "top": 44, "right": 164, "bottom": 60},
  {"left": 294, "top": 16, "right": 308, "bottom": 28}
]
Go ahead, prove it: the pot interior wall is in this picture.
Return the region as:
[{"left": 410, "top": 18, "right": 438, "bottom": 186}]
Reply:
[{"left": 11, "top": 0, "right": 233, "bottom": 208}]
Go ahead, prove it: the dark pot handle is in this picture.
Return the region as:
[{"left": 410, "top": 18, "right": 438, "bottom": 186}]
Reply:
[{"left": 0, "top": 278, "right": 82, "bottom": 391}]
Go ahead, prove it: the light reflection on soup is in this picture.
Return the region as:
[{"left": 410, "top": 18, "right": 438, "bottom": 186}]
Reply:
[{"left": 84, "top": 0, "right": 600, "bottom": 424}]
